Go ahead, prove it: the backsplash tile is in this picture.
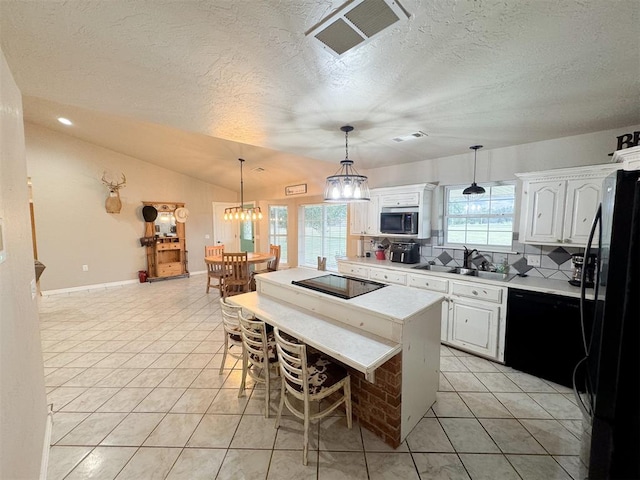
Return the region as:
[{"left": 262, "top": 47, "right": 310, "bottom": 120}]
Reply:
[{"left": 365, "top": 235, "right": 583, "bottom": 280}]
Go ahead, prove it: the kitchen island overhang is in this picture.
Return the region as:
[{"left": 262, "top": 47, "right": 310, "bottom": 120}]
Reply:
[{"left": 229, "top": 268, "right": 443, "bottom": 448}]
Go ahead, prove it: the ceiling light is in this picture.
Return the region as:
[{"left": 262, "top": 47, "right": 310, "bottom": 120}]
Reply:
[
  {"left": 57, "top": 117, "right": 72, "bottom": 126},
  {"left": 463, "top": 145, "right": 486, "bottom": 197},
  {"left": 224, "top": 158, "right": 263, "bottom": 221},
  {"left": 324, "top": 126, "right": 371, "bottom": 203}
]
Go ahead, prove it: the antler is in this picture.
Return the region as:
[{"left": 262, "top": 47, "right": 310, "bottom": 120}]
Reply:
[{"left": 101, "top": 172, "right": 127, "bottom": 191}]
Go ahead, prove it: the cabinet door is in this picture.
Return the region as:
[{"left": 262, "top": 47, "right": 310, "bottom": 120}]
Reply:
[
  {"left": 448, "top": 298, "right": 499, "bottom": 358},
  {"left": 523, "top": 180, "right": 566, "bottom": 244},
  {"left": 563, "top": 178, "right": 601, "bottom": 245},
  {"left": 365, "top": 195, "right": 380, "bottom": 235},
  {"left": 349, "top": 202, "right": 367, "bottom": 235},
  {"left": 380, "top": 192, "right": 420, "bottom": 207}
]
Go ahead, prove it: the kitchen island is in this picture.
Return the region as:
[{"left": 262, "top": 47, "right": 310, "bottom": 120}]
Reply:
[{"left": 229, "top": 267, "right": 444, "bottom": 448}]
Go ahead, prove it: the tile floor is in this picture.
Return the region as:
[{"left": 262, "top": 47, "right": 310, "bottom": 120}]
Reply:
[{"left": 40, "top": 276, "right": 583, "bottom": 480}]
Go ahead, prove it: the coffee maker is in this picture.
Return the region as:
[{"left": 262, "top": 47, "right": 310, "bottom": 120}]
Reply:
[{"left": 569, "top": 253, "right": 596, "bottom": 287}]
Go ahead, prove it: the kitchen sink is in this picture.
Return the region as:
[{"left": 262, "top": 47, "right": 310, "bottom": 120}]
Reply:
[
  {"left": 411, "top": 264, "right": 456, "bottom": 273},
  {"left": 412, "top": 264, "right": 515, "bottom": 282},
  {"left": 454, "top": 268, "right": 515, "bottom": 281}
]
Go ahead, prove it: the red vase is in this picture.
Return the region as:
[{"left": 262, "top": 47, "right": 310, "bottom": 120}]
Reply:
[
  {"left": 138, "top": 270, "right": 148, "bottom": 283},
  {"left": 375, "top": 250, "right": 386, "bottom": 260}
]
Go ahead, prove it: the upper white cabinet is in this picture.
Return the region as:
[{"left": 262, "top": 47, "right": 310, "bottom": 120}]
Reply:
[
  {"left": 349, "top": 194, "right": 380, "bottom": 236},
  {"left": 612, "top": 145, "right": 640, "bottom": 171},
  {"left": 349, "top": 184, "right": 435, "bottom": 238},
  {"left": 516, "top": 164, "right": 618, "bottom": 246}
]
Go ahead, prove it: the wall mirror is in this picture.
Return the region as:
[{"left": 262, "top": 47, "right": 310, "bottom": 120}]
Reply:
[{"left": 155, "top": 211, "right": 177, "bottom": 236}]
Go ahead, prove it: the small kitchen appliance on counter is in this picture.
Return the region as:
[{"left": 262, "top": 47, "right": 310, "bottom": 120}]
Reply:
[
  {"left": 389, "top": 242, "right": 420, "bottom": 264},
  {"left": 568, "top": 252, "right": 596, "bottom": 287}
]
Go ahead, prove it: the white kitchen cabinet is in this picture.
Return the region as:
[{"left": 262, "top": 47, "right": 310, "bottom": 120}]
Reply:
[
  {"left": 517, "top": 164, "right": 618, "bottom": 246},
  {"left": 369, "top": 267, "right": 406, "bottom": 285},
  {"left": 379, "top": 192, "right": 421, "bottom": 207},
  {"left": 448, "top": 297, "right": 500, "bottom": 358},
  {"left": 349, "top": 194, "right": 379, "bottom": 236},
  {"left": 407, "top": 273, "right": 449, "bottom": 342},
  {"left": 338, "top": 263, "right": 369, "bottom": 279}
]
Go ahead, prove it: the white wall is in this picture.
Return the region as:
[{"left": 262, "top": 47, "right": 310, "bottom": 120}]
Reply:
[
  {"left": 366, "top": 126, "right": 639, "bottom": 188},
  {"left": 26, "top": 123, "right": 238, "bottom": 292},
  {"left": 0, "top": 50, "right": 48, "bottom": 480}
]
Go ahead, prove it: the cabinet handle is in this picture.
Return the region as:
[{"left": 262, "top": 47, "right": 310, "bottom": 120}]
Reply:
[
  {"left": 425, "top": 282, "right": 429, "bottom": 286},
  {"left": 557, "top": 239, "right": 563, "bottom": 243},
  {"left": 565, "top": 239, "right": 572, "bottom": 243},
  {"left": 472, "top": 290, "right": 478, "bottom": 295},
  {"left": 384, "top": 275, "right": 388, "bottom": 279}
]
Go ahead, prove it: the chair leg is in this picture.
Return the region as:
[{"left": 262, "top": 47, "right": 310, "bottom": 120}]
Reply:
[
  {"left": 275, "top": 378, "right": 285, "bottom": 430},
  {"left": 219, "top": 334, "right": 229, "bottom": 375},
  {"left": 345, "top": 377, "right": 352, "bottom": 429},
  {"left": 238, "top": 351, "right": 248, "bottom": 398},
  {"left": 206, "top": 275, "right": 211, "bottom": 293},
  {"left": 264, "top": 362, "right": 270, "bottom": 418},
  {"left": 303, "top": 397, "right": 310, "bottom": 466}
]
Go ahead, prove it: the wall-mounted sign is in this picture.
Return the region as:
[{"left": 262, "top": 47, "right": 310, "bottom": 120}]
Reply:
[
  {"left": 285, "top": 184, "right": 307, "bottom": 196},
  {"left": 610, "top": 130, "right": 640, "bottom": 155}
]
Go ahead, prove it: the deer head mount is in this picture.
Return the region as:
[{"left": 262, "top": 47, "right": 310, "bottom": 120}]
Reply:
[{"left": 102, "top": 172, "right": 126, "bottom": 213}]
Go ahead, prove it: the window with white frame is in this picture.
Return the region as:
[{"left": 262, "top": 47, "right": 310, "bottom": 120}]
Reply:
[
  {"left": 444, "top": 183, "right": 516, "bottom": 248},
  {"left": 268, "top": 205, "right": 288, "bottom": 263},
  {"left": 299, "top": 203, "right": 347, "bottom": 271}
]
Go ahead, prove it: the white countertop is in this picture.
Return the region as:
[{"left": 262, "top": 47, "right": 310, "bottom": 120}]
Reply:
[
  {"left": 228, "top": 291, "right": 401, "bottom": 380},
  {"left": 257, "top": 267, "right": 444, "bottom": 322},
  {"left": 337, "top": 256, "right": 589, "bottom": 299}
]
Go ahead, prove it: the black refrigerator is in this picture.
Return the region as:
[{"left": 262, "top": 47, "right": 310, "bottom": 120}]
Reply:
[{"left": 573, "top": 169, "right": 640, "bottom": 479}]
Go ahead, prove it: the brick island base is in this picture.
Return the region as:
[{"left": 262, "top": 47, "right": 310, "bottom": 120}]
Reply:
[{"left": 325, "top": 352, "right": 403, "bottom": 448}]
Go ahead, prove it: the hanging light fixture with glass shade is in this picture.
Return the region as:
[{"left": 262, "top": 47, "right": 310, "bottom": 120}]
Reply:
[
  {"left": 463, "top": 145, "right": 486, "bottom": 197},
  {"left": 224, "top": 158, "right": 263, "bottom": 221},
  {"left": 324, "top": 125, "right": 371, "bottom": 202}
]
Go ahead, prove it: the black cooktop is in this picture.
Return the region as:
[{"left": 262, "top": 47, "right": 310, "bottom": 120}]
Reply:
[{"left": 291, "top": 274, "right": 387, "bottom": 300}]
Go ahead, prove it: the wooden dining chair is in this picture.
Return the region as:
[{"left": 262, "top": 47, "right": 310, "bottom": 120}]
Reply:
[
  {"left": 222, "top": 252, "right": 251, "bottom": 298},
  {"left": 250, "top": 244, "right": 281, "bottom": 290},
  {"left": 205, "top": 245, "right": 224, "bottom": 294},
  {"left": 273, "top": 327, "right": 352, "bottom": 465},
  {"left": 237, "top": 311, "right": 279, "bottom": 417},
  {"left": 218, "top": 297, "right": 244, "bottom": 374}
]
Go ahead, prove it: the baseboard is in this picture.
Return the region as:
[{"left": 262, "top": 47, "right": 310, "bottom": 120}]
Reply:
[
  {"left": 41, "top": 278, "right": 139, "bottom": 296},
  {"left": 39, "top": 404, "right": 53, "bottom": 480},
  {"left": 41, "top": 271, "right": 208, "bottom": 296}
]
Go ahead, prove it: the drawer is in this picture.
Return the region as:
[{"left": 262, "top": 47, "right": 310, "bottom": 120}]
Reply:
[
  {"left": 407, "top": 273, "right": 448, "bottom": 293},
  {"left": 157, "top": 262, "right": 183, "bottom": 276},
  {"left": 380, "top": 192, "right": 420, "bottom": 207},
  {"left": 338, "top": 264, "right": 369, "bottom": 278},
  {"left": 369, "top": 268, "right": 407, "bottom": 285},
  {"left": 451, "top": 281, "right": 504, "bottom": 303},
  {"left": 157, "top": 242, "right": 181, "bottom": 251}
]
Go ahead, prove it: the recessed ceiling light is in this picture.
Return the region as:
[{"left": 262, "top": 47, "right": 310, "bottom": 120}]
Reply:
[{"left": 57, "top": 117, "right": 72, "bottom": 126}]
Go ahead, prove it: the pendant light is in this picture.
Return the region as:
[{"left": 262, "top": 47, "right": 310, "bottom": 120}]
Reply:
[
  {"left": 224, "top": 158, "right": 263, "bottom": 221},
  {"left": 463, "top": 145, "right": 486, "bottom": 197},
  {"left": 324, "top": 126, "right": 370, "bottom": 202}
]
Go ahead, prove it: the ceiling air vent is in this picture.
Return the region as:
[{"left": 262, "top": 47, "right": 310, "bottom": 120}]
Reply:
[
  {"left": 307, "top": 0, "right": 410, "bottom": 57},
  {"left": 392, "top": 131, "right": 428, "bottom": 142}
]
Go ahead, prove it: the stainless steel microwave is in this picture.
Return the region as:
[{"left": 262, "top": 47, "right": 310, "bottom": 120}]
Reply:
[{"left": 380, "top": 212, "right": 418, "bottom": 235}]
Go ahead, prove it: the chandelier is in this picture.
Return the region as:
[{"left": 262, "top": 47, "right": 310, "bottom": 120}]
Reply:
[
  {"left": 224, "top": 158, "right": 263, "bottom": 221},
  {"left": 324, "top": 125, "right": 371, "bottom": 202}
]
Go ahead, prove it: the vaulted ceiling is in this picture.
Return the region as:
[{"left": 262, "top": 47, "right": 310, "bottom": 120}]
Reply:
[{"left": 1, "top": 0, "right": 638, "bottom": 196}]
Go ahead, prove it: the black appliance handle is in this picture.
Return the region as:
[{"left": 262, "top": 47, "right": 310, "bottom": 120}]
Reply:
[
  {"left": 580, "top": 204, "right": 601, "bottom": 357},
  {"left": 572, "top": 356, "right": 593, "bottom": 418}
]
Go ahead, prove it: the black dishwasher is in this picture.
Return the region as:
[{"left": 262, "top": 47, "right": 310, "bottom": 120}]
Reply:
[{"left": 505, "top": 288, "right": 592, "bottom": 388}]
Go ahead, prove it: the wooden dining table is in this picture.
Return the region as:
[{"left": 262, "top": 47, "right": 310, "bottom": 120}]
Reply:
[{"left": 204, "top": 251, "right": 276, "bottom": 266}]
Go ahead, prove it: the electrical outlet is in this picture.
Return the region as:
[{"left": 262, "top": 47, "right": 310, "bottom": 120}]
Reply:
[
  {"left": 82, "top": 264, "right": 89, "bottom": 271},
  {"left": 526, "top": 255, "right": 541, "bottom": 267}
]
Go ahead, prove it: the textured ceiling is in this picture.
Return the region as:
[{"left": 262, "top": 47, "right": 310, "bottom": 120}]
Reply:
[{"left": 1, "top": 0, "right": 639, "bottom": 195}]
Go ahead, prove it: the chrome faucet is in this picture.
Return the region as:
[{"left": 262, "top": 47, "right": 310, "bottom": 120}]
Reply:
[{"left": 463, "top": 246, "right": 478, "bottom": 269}]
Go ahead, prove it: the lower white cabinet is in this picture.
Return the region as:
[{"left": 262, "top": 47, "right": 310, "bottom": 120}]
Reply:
[
  {"left": 448, "top": 298, "right": 500, "bottom": 358},
  {"left": 336, "top": 260, "right": 507, "bottom": 361},
  {"left": 369, "top": 268, "right": 406, "bottom": 285}
]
